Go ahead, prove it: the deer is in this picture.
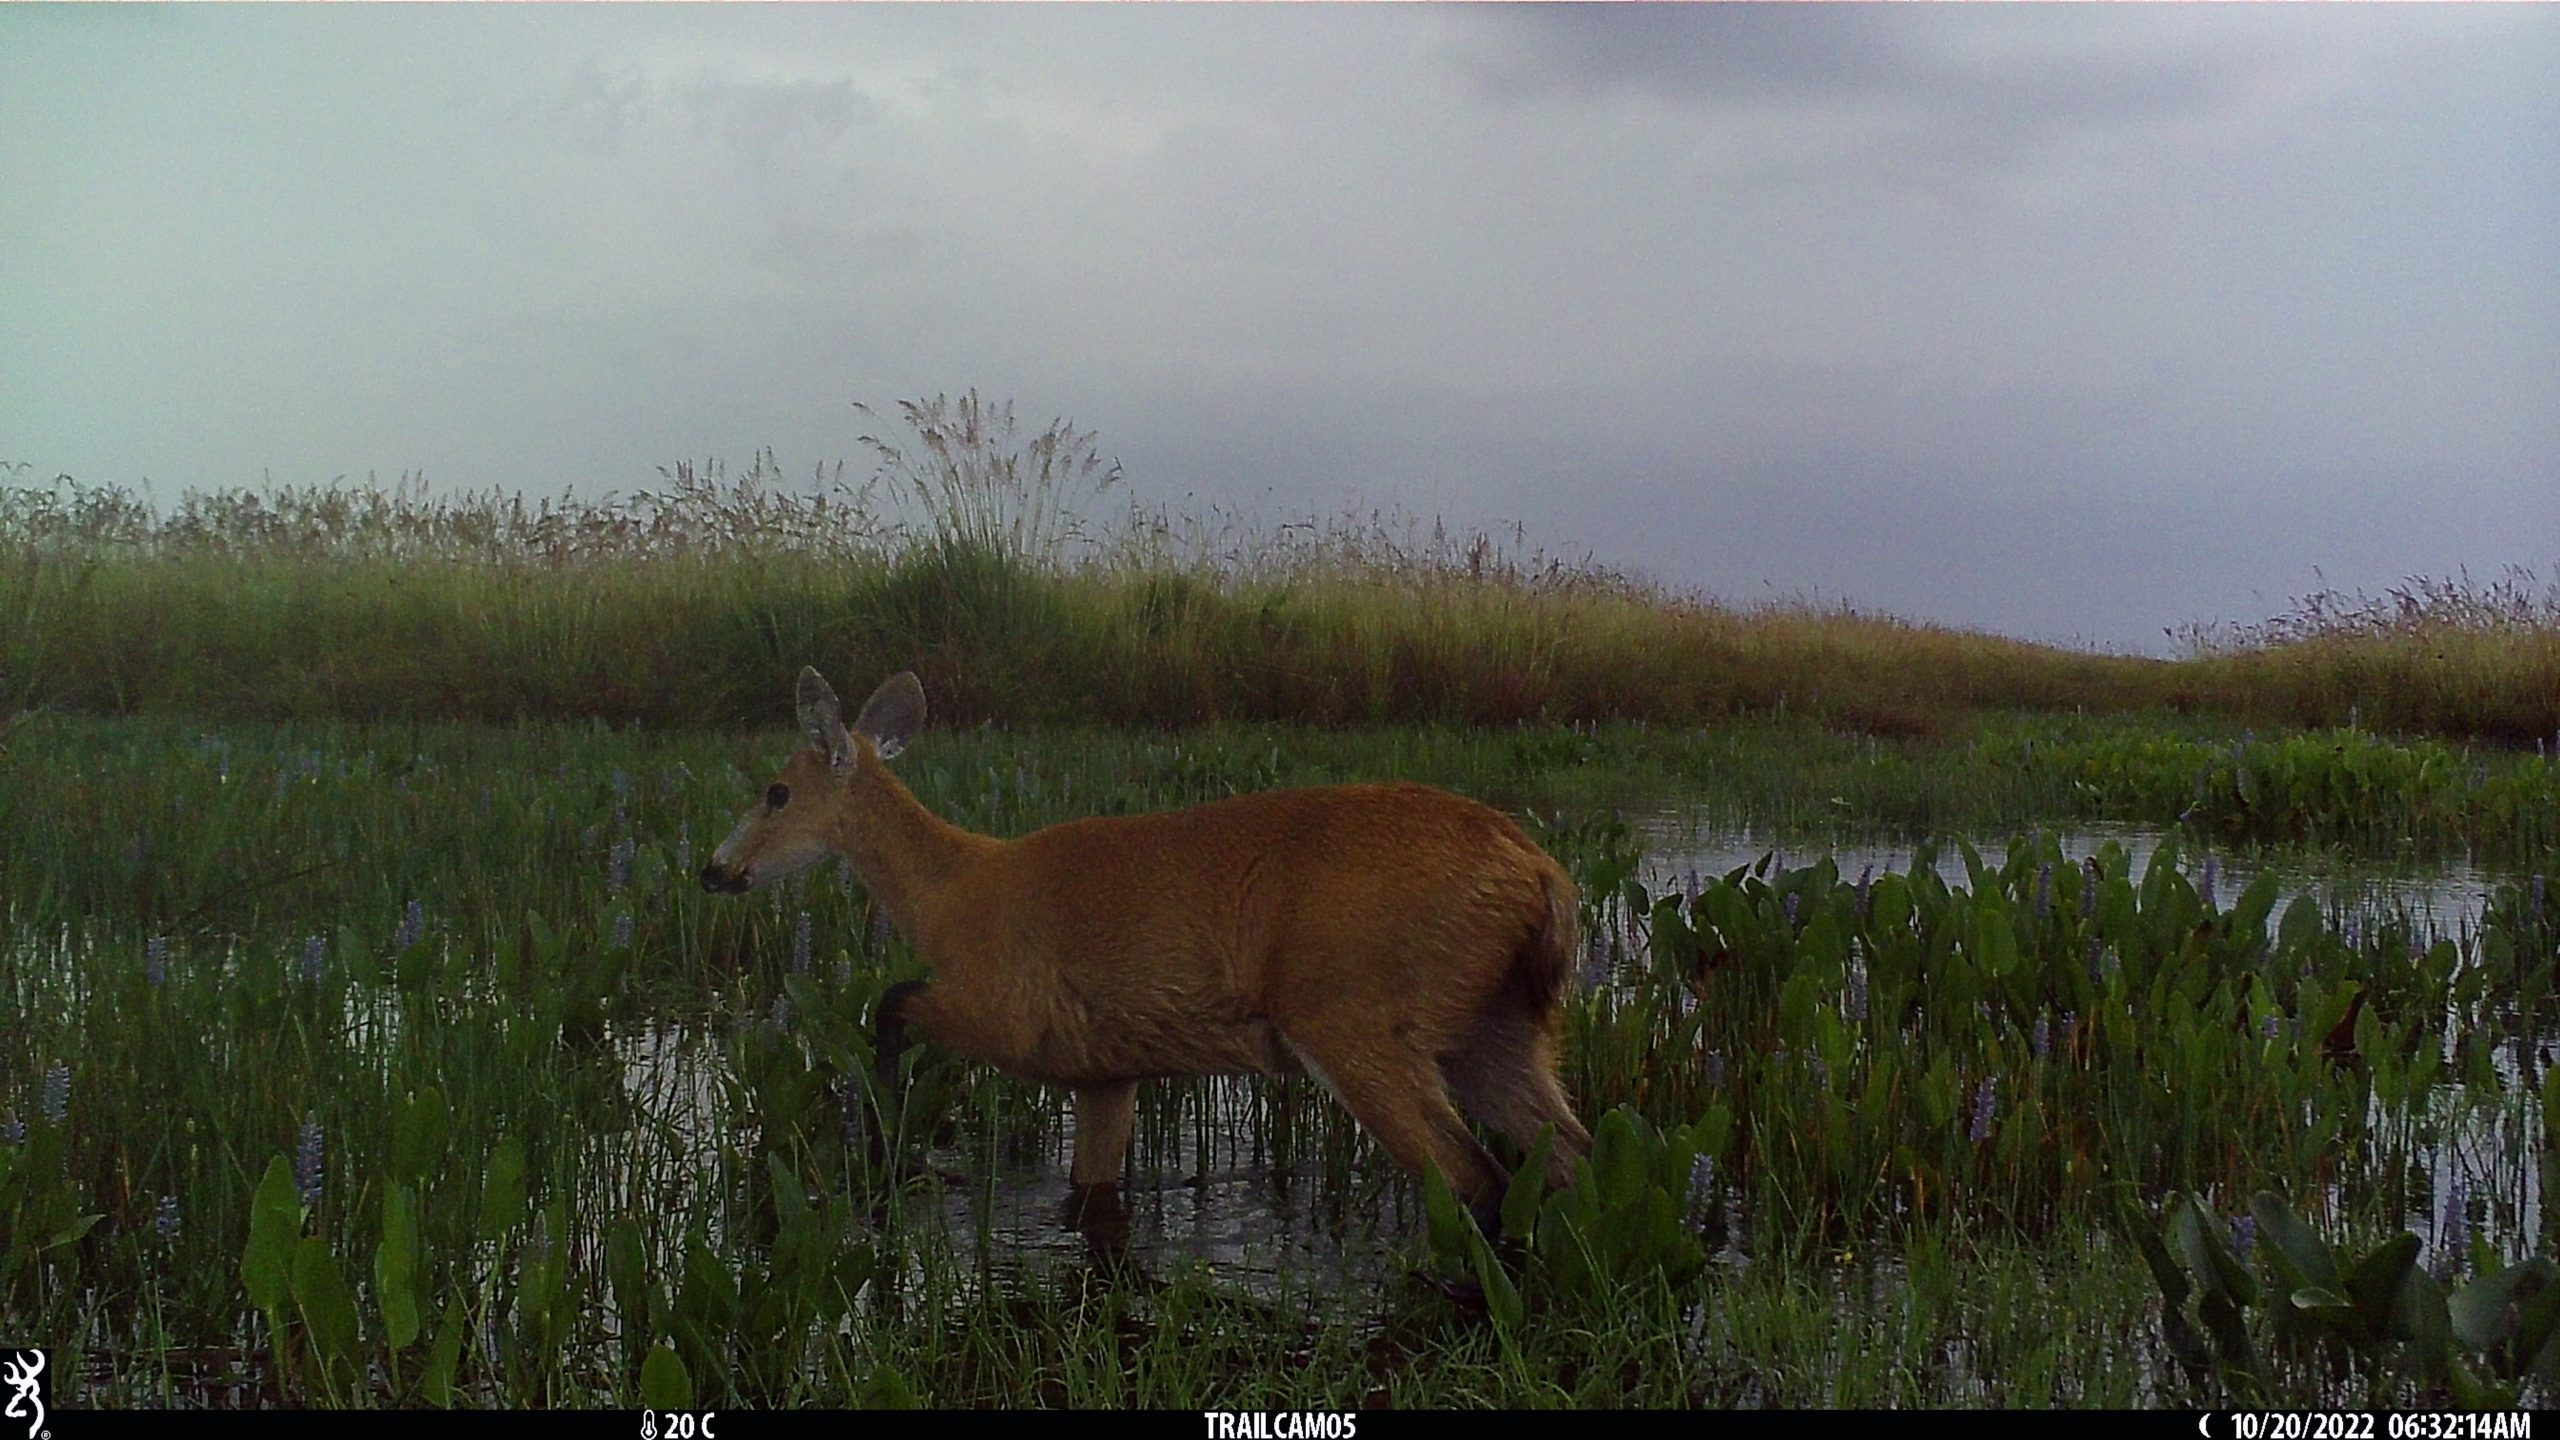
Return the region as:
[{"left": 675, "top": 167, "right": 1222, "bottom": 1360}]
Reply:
[{"left": 698, "top": 666, "right": 1593, "bottom": 1235}]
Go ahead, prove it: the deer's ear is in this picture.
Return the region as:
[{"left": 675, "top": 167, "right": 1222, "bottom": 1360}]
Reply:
[
  {"left": 797, "top": 667, "right": 854, "bottom": 771},
  {"left": 851, "top": 672, "right": 926, "bottom": 762}
]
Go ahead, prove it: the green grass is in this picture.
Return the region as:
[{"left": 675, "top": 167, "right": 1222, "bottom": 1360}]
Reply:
[
  {"left": 3, "top": 713, "right": 2553, "bottom": 1407},
  {"left": 5, "top": 470, "right": 2552, "bottom": 740}
]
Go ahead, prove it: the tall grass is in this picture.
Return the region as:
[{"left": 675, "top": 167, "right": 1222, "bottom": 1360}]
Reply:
[
  {"left": 3, "top": 418, "right": 2553, "bottom": 740},
  {"left": 2176, "top": 568, "right": 2560, "bottom": 744}
]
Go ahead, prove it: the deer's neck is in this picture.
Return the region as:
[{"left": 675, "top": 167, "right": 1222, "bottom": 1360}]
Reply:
[{"left": 840, "top": 758, "right": 991, "bottom": 940}]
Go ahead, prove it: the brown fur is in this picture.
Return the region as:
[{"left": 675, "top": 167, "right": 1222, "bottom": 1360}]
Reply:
[{"left": 702, "top": 670, "right": 1593, "bottom": 1216}]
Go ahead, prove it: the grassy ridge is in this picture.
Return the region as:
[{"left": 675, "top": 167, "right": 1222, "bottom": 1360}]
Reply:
[{"left": 4, "top": 465, "right": 2552, "bottom": 739}]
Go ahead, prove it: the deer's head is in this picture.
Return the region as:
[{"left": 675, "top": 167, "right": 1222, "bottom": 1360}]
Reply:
[{"left": 698, "top": 667, "right": 925, "bottom": 894}]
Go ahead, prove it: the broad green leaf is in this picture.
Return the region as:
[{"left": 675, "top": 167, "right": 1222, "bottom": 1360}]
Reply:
[
  {"left": 292, "top": 1236, "right": 363, "bottom": 1374},
  {"left": 422, "top": 1296, "right": 465, "bottom": 1408},
  {"left": 1501, "top": 1129, "right": 1554, "bottom": 1242},
  {"left": 2250, "top": 1192, "right": 2341, "bottom": 1296},
  {"left": 392, "top": 1087, "right": 451, "bottom": 1187},
  {"left": 376, "top": 1184, "right": 421, "bottom": 1350},
  {"left": 1468, "top": 1227, "right": 1523, "bottom": 1333},
  {"left": 479, "top": 1135, "right": 527, "bottom": 1242},
  {"left": 2172, "top": 1193, "right": 2258, "bottom": 1307},
  {"left": 44, "top": 1212, "right": 102, "bottom": 1250},
  {"left": 859, "top": 1362, "right": 921, "bottom": 1408},
  {"left": 2345, "top": 1232, "right": 2422, "bottom": 1333},
  {"left": 242, "top": 1154, "right": 302, "bottom": 1313},
  {"left": 1593, "top": 1108, "right": 1645, "bottom": 1207},
  {"left": 2448, "top": 1256, "right": 2554, "bottom": 1350},
  {"left": 639, "top": 1343, "right": 695, "bottom": 1410}
]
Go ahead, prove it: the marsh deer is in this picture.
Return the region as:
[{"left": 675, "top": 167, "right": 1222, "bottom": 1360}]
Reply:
[{"left": 699, "top": 666, "right": 1592, "bottom": 1230}]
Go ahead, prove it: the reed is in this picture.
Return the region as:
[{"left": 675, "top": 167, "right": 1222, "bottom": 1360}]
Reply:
[{"left": 8, "top": 450, "right": 2545, "bottom": 740}]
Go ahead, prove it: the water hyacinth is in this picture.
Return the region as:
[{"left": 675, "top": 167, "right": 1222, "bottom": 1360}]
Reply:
[
  {"left": 2200, "top": 854, "right": 2218, "bottom": 911},
  {"left": 40, "top": 1064, "right": 69, "bottom": 1125},
  {"left": 1783, "top": 891, "right": 1801, "bottom": 927},
  {"left": 2030, "top": 1012, "right": 2050, "bottom": 1059},
  {"left": 156, "top": 1193, "right": 181, "bottom": 1241},
  {"left": 2261, "top": 1012, "right": 2280, "bottom": 1042},
  {"left": 1702, "top": 1050, "right": 1726, "bottom": 1089},
  {"left": 2033, "top": 863, "right": 2052, "bottom": 923},
  {"left": 767, "top": 994, "right": 793, "bottom": 1037},
  {"left": 2530, "top": 874, "right": 2546, "bottom": 929},
  {"left": 675, "top": 821, "right": 693, "bottom": 873},
  {"left": 1853, "top": 864, "right": 1873, "bottom": 922},
  {"left": 2438, "top": 1176, "right": 2470, "bottom": 1259},
  {"left": 2081, "top": 858, "right": 2100, "bottom": 919},
  {"left": 793, "top": 910, "right": 813, "bottom": 973},
  {"left": 607, "top": 834, "right": 635, "bottom": 892},
  {"left": 294, "top": 1114, "right": 325, "bottom": 1209},
  {"left": 867, "top": 904, "right": 893, "bottom": 957},
  {"left": 1968, "top": 1077, "right": 1996, "bottom": 1143},
  {"left": 612, "top": 912, "right": 633, "bottom": 951},
  {"left": 2230, "top": 1213, "right": 2255, "bottom": 1258},
  {"left": 1845, "top": 963, "right": 1868, "bottom": 1023},
  {"left": 2, "top": 1114, "right": 23, "bottom": 1147},
  {"left": 303, "top": 934, "right": 326, "bottom": 984},
  {"left": 393, "top": 899, "right": 425, "bottom": 951},
  {"left": 145, "top": 935, "right": 169, "bottom": 986},
  {"left": 1687, "top": 1153, "right": 1717, "bottom": 1231}
]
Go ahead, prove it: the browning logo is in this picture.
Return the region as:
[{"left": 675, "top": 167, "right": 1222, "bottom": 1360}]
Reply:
[{"left": 0, "top": 1349, "right": 44, "bottom": 1440}]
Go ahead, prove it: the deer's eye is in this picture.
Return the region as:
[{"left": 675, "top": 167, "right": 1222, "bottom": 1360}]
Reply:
[{"left": 766, "top": 783, "right": 791, "bottom": 810}]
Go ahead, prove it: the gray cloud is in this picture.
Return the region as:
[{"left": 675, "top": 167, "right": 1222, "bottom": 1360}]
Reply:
[{"left": 2, "top": 4, "right": 2552, "bottom": 653}]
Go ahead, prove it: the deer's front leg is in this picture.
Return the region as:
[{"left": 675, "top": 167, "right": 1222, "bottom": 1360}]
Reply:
[{"left": 873, "top": 979, "right": 933, "bottom": 1095}]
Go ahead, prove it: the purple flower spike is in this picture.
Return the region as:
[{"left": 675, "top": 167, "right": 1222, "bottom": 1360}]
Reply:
[
  {"left": 1687, "top": 1153, "right": 1717, "bottom": 1230},
  {"left": 294, "top": 1114, "right": 325, "bottom": 1209},
  {"left": 40, "top": 1065, "right": 69, "bottom": 1125}
]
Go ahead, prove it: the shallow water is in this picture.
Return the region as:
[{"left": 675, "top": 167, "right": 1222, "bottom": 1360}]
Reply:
[
  {"left": 594, "top": 813, "right": 2548, "bottom": 1290},
  {"left": 1627, "top": 813, "right": 2549, "bottom": 1257},
  {"left": 1630, "top": 813, "right": 2509, "bottom": 939}
]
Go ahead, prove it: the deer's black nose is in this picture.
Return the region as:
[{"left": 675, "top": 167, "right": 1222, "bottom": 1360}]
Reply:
[{"left": 699, "top": 863, "right": 746, "bottom": 894}]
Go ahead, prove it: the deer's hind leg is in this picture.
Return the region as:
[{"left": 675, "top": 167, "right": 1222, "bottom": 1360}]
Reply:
[
  {"left": 1285, "top": 1034, "right": 1511, "bottom": 1231},
  {"left": 1070, "top": 1080, "right": 1139, "bottom": 1188},
  {"left": 1441, "top": 1008, "right": 1590, "bottom": 1188}
]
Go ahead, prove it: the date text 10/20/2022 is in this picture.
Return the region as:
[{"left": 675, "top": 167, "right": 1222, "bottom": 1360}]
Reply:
[{"left": 2204, "top": 1415, "right": 2529, "bottom": 1440}]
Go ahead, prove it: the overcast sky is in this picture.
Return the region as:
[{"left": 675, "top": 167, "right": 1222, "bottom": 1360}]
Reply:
[{"left": 5, "top": 5, "right": 2554, "bottom": 653}]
